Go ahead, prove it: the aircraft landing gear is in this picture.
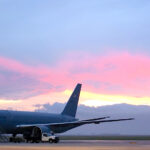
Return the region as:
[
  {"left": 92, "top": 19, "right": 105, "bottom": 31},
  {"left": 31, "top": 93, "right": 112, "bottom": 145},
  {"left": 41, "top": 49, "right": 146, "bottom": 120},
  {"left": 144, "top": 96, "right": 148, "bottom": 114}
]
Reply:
[{"left": 9, "top": 134, "right": 23, "bottom": 143}]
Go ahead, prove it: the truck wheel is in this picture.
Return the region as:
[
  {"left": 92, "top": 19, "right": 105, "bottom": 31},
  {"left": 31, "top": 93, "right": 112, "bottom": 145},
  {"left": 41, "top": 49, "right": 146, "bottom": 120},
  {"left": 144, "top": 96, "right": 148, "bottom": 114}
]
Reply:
[
  {"left": 55, "top": 137, "right": 59, "bottom": 143},
  {"left": 54, "top": 140, "right": 57, "bottom": 143},
  {"left": 54, "top": 139, "right": 59, "bottom": 143},
  {"left": 49, "top": 139, "right": 53, "bottom": 143}
]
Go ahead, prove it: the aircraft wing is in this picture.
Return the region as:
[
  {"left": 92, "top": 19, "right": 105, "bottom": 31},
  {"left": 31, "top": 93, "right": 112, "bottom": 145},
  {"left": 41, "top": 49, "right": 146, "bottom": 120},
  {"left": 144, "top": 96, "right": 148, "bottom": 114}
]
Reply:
[
  {"left": 81, "top": 116, "right": 110, "bottom": 121},
  {"left": 50, "top": 118, "right": 134, "bottom": 133},
  {"left": 17, "top": 118, "right": 134, "bottom": 132},
  {"left": 48, "top": 118, "right": 134, "bottom": 127}
]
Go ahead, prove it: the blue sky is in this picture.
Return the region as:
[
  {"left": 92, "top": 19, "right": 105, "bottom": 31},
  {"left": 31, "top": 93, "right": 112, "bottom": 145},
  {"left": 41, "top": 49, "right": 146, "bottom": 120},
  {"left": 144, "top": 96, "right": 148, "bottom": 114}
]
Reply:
[
  {"left": 0, "top": 0, "right": 150, "bottom": 110},
  {"left": 0, "top": 0, "right": 150, "bottom": 65}
]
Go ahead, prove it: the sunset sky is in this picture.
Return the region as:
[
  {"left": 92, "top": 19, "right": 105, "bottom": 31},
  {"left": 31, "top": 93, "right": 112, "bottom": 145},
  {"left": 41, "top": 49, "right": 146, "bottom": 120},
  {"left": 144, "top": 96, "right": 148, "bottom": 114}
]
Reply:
[{"left": 0, "top": 0, "right": 150, "bottom": 111}]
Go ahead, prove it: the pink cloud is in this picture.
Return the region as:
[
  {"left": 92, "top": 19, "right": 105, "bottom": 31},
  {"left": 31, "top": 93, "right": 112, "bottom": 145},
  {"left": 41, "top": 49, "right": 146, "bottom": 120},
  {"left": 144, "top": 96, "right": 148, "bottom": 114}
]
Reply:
[
  {"left": 55, "top": 52, "right": 150, "bottom": 97},
  {"left": 0, "top": 52, "right": 150, "bottom": 100}
]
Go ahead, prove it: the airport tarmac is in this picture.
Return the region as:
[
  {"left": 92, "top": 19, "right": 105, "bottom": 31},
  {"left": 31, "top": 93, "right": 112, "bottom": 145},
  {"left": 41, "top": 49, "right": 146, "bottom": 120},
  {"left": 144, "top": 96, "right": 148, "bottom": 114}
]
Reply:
[{"left": 1, "top": 140, "right": 150, "bottom": 150}]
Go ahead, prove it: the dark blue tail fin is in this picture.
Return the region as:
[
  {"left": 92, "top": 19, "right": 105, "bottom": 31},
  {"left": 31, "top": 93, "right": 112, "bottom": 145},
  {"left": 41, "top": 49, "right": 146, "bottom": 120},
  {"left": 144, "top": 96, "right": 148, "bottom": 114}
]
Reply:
[{"left": 61, "top": 83, "right": 82, "bottom": 118}]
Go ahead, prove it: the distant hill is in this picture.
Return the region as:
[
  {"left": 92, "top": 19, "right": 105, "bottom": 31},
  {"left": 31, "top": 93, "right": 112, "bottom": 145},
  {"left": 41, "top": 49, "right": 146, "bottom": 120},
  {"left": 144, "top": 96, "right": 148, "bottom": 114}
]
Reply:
[{"left": 35, "top": 103, "right": 150, "bottom": 135}]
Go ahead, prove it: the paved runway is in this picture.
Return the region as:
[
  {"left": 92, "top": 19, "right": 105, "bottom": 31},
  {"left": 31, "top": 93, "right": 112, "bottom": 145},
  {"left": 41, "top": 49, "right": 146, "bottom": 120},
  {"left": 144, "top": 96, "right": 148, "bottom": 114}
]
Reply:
[{"left": 1, "top": 140, "right": 150, "bottom": 150}]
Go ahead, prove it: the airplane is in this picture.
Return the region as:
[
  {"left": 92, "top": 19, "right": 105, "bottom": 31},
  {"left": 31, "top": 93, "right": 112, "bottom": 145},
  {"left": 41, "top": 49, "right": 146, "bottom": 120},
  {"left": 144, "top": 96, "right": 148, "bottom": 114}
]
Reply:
[{"left": 0, "top": 83, "right": 133, "bottom": 143}]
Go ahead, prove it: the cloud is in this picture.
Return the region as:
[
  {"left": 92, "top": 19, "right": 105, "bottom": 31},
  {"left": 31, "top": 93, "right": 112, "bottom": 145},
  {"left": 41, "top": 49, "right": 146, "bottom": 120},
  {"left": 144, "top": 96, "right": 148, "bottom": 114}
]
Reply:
[
  {"left": 35, "top": 102, "right": 150, "bottom": 135},
  {"left": 0, "top": 56, "right": 53, "bottom": 99},
  {"left": 1, "top": 51, "right": 150, "bottom": 101},
  {"left": 61, "top": 52, "right": 150, "bottom": 97}
]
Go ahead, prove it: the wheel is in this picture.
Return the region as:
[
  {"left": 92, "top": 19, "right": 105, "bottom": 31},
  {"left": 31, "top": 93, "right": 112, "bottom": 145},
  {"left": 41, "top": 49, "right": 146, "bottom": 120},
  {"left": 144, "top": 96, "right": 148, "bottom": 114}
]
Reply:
[
  {"left": 49, "top": 139, "right": 53, "bottom": 143},
  {"left": 31, "top": 140, "right": 35, "bottom": 143},
  {"left": 54, "top": 140, "right": 58, "bottom": 143},
  {"left": 18, "top": 140, "right": 21, "bottom": 143},
  {"left": 9, "top": 137, "right": 13, "bottom": 142},
  {"left": 26, "top": 139, "right": 29, "bottom": 143},
  {"left": 55, "top": 137, "right": 59, "bottom": 143},
  {"left": 36, "top": 140, "right": 40, "bottom": 143},
  {"left": 54, "top": 139, "right": 59, "bottom": 143}
]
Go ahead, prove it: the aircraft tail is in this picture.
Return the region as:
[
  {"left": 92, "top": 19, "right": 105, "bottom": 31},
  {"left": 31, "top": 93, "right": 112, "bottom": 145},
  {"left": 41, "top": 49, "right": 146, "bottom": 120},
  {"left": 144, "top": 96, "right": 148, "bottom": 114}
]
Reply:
[{"left": 61, "top": 83, "right": 82, "bottom": 118}]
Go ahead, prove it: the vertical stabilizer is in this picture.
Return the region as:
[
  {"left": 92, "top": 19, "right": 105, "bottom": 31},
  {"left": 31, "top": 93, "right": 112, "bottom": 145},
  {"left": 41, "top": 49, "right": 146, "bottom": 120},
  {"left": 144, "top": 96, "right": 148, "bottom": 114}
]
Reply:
[{"left": 61, "top": 84, "right": 82, "bottom": 117}]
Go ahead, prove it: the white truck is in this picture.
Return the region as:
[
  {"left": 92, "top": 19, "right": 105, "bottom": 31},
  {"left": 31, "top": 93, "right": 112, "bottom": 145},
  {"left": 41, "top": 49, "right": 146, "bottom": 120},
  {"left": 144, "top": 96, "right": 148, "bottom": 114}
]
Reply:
[{"left": 42, "top": 133, "right": 59, "bottom": 143}]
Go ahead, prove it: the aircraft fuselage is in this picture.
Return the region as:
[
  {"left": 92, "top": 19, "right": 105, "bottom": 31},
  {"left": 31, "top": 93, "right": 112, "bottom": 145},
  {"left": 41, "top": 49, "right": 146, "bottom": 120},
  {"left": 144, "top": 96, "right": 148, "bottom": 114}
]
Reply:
[{"left": 0, "top": 110, "right": 76, "bottom": 134}]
